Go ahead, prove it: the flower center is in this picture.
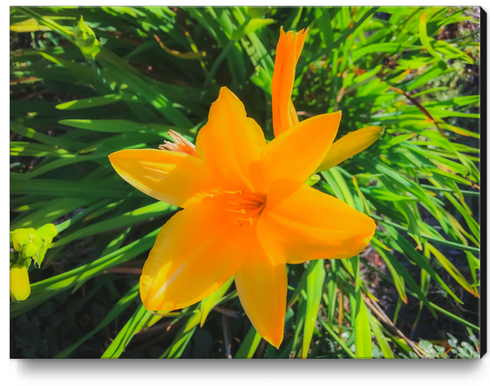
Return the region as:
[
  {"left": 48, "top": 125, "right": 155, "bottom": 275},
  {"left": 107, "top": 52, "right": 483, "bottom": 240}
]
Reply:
[{"left": 209, "top": 189, "right": 265, "bottom": 227}]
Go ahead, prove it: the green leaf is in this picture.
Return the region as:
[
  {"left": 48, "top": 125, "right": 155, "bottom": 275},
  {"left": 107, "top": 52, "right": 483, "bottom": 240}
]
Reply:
[
  {"left": 199, "top": 276, "right": 234, "bottom": 327},
  {"left": 235, "top": 326, "right": 262, "bottom": 359},
  {"left": 56, "top": 94, "right": 143, "bottom": 110},
  {"left": 369, "top": 313, "right": 395, "bottom": 358},
  {"left": 427, "top": 243, "right": 478, "bottom": 296},
  {"left": 11, "top": 17, "right": 51, "bottom": 32},
  {"left": 352, "top": 291, "right": 372, "bottom": 359},
  {"left": 419, "top": 13, "right": 442, "bottom": 62},
  {"left": 58, "top": 119, "right": 175, "bottom": 133},
  {"left": 102, "top": 303, "right": 166, "bottom": 358},
  {"left": 371, "top": 237, "right": 437, "bottom": 318},
  {"left": 372, "top": 238, "right": 407, "bottom": 303},
  {"left": 11, "top": 179, "right": 133, "bottom": 198},
  {"left": 231, "top": 17, "right": 275, "bottom": 41},
  {"left": 162, "top": 308, "right": 201, "bottom": 358},
  {"left": 318, "top": 317, "right": 356, "bottom": 359},
  {"left": 53, "top": 201, "right": 172, "bottom": 248},
  {"left": 302, "top": 259, "right": 326, "bottom": 358}
]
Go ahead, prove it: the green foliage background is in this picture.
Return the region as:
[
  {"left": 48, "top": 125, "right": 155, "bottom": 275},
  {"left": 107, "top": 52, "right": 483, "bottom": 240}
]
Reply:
[{"left": 10, "top": 6, "right": 480, "bottom": 359}]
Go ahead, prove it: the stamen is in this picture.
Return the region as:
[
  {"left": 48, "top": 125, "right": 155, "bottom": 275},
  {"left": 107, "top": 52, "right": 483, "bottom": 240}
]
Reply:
[
  {"left": 242, "top": 206, "right": 263, "bottom": 217},
  {"left": 227, "top": 200, "right": 261, "bottom": 208},
  {"left": 159, "top": 130, "right": 198, "bottom": 157},
  {"left": 224, "top": 190, "right": 243, "bottom": 195},
  {"left": 226, "top": 208, "right": 247, "bottom": 215},
  {"left": 207, "top": 188, "right": 265, "bottom": 228}
]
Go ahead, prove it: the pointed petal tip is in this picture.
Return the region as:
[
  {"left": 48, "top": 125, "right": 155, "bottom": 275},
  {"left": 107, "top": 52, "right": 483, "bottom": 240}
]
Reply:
[
  {"left": 218, "top": 85, "right": 230, "bottom": 94},
  {"left": 372, "top": 125, "right": 385, "bottom": 136},
  {"left": 352, "top": 216, "right": 377, "bottom": 255},
  {"left": 264, "top": 333, "right": 284, "bottom": 349},
  {"left": 281, "top": 27, "right": 308, "bottom": 37},
  {"left": 213, "top": 87, "right": 244, "bottom": 113},
  {"left": 296, "top": 27, "right": 309, "bottom": 37},
  {"left": 108, "top": 150, "right": 127, "bottom": 169},
  {"left": 108, "top": 150, "right": 119, "bottom": 163},
  {"left": 315, "top": 125, "right": 384, "bottom": 172},
  {"left": 218, "top": 86, "right": 236, "bottom": 100},
  {"left": 108, "top": 149, "right": 139, "bottom": 166}
]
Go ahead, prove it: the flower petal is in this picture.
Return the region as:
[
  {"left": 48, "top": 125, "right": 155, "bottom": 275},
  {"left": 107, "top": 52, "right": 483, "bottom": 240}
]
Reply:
[
  {"left": 258, "top": 179, "right": 377, "bottom": 264},
  {"left": 140, "top": 198, "right": 252, "bottom": 311},
  {"left": 109, "top": 149, "right": 207, "bottom": 208},
  {"left": 235, "top": 239, "right": 287, "bottom": 348},
  {"left": 271, "top": 28, "right": 308, "bottom": 137},
  {"left": 316, "top": 126, "right": 384, "bottom": 172},
  {"left": 261, "top": 112, "right": 341, "bottom": 183},
  {"left": 195, "top": 87, "right": 266, "bottom": 192}
]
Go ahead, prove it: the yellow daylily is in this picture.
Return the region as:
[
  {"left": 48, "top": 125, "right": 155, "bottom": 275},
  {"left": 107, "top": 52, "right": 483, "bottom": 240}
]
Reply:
[
  {"left": 109, "top": 29, "right": 379, "bottom": 348},
  {"left": 271, "top": 28, "right": 383, "bottom": 169}
]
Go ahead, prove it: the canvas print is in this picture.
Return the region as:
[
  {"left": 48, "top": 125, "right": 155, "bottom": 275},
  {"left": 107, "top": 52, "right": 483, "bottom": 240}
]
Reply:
[{"left": 10, "top": 6, "right": 481, "bottom": 359}]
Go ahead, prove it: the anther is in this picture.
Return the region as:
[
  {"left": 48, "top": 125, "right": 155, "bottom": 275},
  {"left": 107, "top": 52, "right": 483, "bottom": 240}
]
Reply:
[
  {"left": 159, "top": 130, "right": 198, "bottom": 157},
  {"left": 225, "top": 190, "right": 243, "bottom": 195}
]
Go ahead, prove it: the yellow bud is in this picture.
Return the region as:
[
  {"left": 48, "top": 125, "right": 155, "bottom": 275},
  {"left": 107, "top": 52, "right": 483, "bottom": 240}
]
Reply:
[
  {"left": 33, "top": 224, "right": 58, "bottom": 267},
  {"left": 10, "top": 264, "right": 31, "bottom": 302},
  {"left": 73, "top": 16, "right": 100, "bottom": 59},
  {"left": 305, "top": 173, "right": 321, "bottom": 186},
  {"left": 11, "top": 229, "right": 30, "bottom": 251},
  {"left": 23, "top": 240, "right": 41, "bottom": 258},
  {"left": 36, "top": 223, "right": 58, "bottom": 240}
]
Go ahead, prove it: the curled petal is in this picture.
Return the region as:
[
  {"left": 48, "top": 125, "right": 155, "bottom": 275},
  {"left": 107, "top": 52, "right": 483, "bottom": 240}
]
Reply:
[
  {"left": 271, "top": 28, "right": 308, "bottom": 137},
  {"left": 195, "top": 87, "right": 266, "bottom": 192},
  {"left": 261, "top": 112, "right": 341, "bottom": 183},
  {"left": 316, "top": 126, "right": 384, "bottom": 172},
  {"left": 140, "top": 198, "right": 253, "bottom": 311},
  {"left": 235, "top": 239, "right": 286, "bottom": 349},
  {"left": 109, "top": 149, "right": 206, "bottom": 208},
  {"left": 258, "top": 179, "right": 377, "bottom": 264}
]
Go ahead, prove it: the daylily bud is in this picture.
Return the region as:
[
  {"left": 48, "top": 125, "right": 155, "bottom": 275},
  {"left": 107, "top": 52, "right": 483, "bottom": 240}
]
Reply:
[
  {"left": 73, "top": 16, "right": 100, "bottom": 60},
  {"left": 305, "top": 173, "right": 321, "bottom": 186},
  {"left": 23, "top": 238, "right": 42, "bottom": 258},
  {"left": 10, "top": 263, "right": 31, "bottom": 302},
  {"left": 10, "top": 224, "right": 58, "bottom": 269},
  {"left": 32, "top": 224, "right": 58, "bottom": 268},
  {"left": 36, "top": 223, "right": 58, "bottom": 240},
  {"left": 11, "top": 229, "right": 30, "bottom": 251}
]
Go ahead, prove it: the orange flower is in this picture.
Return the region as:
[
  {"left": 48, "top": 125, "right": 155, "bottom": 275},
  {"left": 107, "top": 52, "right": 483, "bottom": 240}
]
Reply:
[{"left": 109, "top": 29, "right": 379, "bottom": 348}]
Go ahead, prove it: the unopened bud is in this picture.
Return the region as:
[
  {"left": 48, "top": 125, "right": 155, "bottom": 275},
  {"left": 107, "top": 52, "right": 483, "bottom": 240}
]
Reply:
[
  {"left": 10, "top": 263, "right": 31, "bottom": 302},
  {"left": 73, "top": 16, "right": 100, "bottom": 59}
]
